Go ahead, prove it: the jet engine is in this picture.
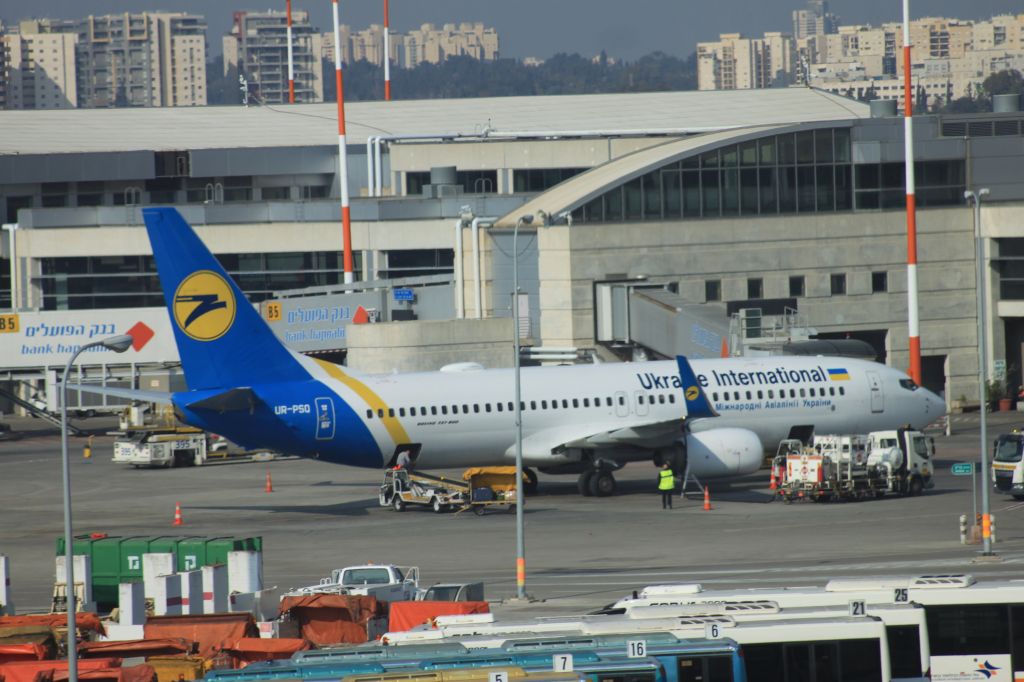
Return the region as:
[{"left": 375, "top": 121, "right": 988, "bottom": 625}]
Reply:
[{"left": 686, "top": 428, "right": 763, "bottom": 478}]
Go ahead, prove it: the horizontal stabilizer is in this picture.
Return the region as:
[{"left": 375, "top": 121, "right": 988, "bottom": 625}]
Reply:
[
  {"left": 183, "top": 387, "right": 260, "bottom": 413},
  {"left": 67, "top": 384, "right": 173, "bottom": 405},
  {"left": 676, "top": 355, "right": 719, "bottom": 420}
]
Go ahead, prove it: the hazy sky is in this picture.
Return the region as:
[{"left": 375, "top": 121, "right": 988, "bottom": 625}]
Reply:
[{"left": 2, "top": 0, "right": 1022, "bottom": 60}]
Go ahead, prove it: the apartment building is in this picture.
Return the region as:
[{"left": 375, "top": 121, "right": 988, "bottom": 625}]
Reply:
[
  {"left": 807, "top": 15, "right": 1024, "bottom": 107},
  {"left": 697, "top": 32, "right": 794, "bottom": 90},
  {"left": 74, "top": 12, "right": 207, "bottom": 107},
  {"left": 0, "top": 13, "right": 206, "bottom": 109},
  {"left": 322, "top": 22, "right": 499, "bottom": 69},
  {"left": 1, "top": 22, "right": 77, "bottom": 109},
  {"left": 223, "top": 10, "right": 324, "bottom": 104}
]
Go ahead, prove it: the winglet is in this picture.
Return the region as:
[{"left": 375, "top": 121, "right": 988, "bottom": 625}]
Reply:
[{"left": 676, "top": 355, "right": 718, "bottom": 419}]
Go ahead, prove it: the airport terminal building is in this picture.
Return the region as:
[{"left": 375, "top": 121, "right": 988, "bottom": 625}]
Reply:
[{"left": 2, "top": 87, "right": 1024, "bottom": 408}]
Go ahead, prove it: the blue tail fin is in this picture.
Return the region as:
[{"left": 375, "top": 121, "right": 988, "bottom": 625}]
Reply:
[
  {"left": 676, "top": 355, "right": 718, "bottom": 420},
  {"left": 143, "top": 207, "right": 309, "bottom": 391}
]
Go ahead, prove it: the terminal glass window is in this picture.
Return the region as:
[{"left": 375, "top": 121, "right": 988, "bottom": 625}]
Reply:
[
  {"left": 513, "top": 168, "right": 585, "bottom": 192},
  {"left": 789, "top": 275, "right": 805, "bottom": 297},
  {"left": 854, "top": 160, "right": 965, "bottom": 209},
  {"left": 569, "top": 128, "right": 966, "bottom": 224},
  {"left": 995, "top": 238, "right": 1024, "bottom": 300},
  {"left": 706, "top": 280, "right": 722, "bottom": 302},
  {"left": 872, "top": 272, "right": 888, "bottom": 293},
  {"left": 747, "top": 278, "right": 763, "bottom": 299},
  {"left": 406, "top": 170, "right": 499, "bottom": 195},
  {"left": 382, "top": 249, "right": 454, "bottom": 278},
  {"left": 830, "top": 274, "right": 846, "bottom": 295}
]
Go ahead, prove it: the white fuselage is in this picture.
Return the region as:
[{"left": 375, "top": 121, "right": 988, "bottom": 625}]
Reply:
[{"left": 300, "top": 354, "right": 944, "bottom": 477}]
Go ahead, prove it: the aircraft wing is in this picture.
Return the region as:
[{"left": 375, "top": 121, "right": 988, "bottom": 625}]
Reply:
[
  {"left": 508, "top": 419, "right": 684, "bottom": 459},
  {"left": 67, "top": 384, "right": 173, "bottom": 405}
]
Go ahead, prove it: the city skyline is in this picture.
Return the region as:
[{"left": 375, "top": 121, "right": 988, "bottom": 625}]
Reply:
[{"left": 2, "top": 0, "right": 1022, "bottom": 61}]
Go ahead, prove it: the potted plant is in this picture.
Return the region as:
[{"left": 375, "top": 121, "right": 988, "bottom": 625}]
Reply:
[{"left": 987, "top": 378, "right": 1013, "bottom": 412}]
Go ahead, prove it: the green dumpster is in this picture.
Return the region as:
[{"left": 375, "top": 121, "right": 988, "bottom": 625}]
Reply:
[{"left": 55, "top": 535, "right": 262, "bottom": 610}]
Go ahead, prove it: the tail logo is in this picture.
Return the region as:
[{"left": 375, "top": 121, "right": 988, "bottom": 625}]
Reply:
[
  {"left": 173, "top": 271, "right": 236, "bottom": 341},
  {"left": 685, "top": 386, "right": 700, "bottom": 401}
]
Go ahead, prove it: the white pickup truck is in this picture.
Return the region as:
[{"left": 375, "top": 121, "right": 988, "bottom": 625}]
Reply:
[{"left": 283, "top": 564, "right": 421, "bottom": 602}]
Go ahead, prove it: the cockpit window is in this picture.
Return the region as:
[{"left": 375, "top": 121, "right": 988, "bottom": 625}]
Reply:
[
  {"left": 995, "top": 435, "right": 1024, "bottom": 463},
  {"left": 899, "top": 379, "right": 919, "bottom": 391}
]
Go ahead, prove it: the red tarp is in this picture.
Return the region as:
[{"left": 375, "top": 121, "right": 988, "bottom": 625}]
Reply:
[
  {"left": 278, "top": 594, "right": 382, "bottom": 646},
  {"left": 78, "top": 640, "right": 191, "bottom": 659},
  {"left": 0, "top": 658, "right": 121, "bottom": 682},
  {"left": 0, "top": 615, "right": 103, "bottom": 636},
  {"left": 143, "top": 614, "right": 257, "bottom": 659},
  {"left": 54, "top": 664, "right": 156, "bottom": 682},
  {"left": 387, "top": 601, "right": 490, "bottom": 632},
  {"left": 0, "top": 645, "right": 49, "bottom": 664},
  {"left": 223, "top": 638, "right": 309, "bottom": 667}
]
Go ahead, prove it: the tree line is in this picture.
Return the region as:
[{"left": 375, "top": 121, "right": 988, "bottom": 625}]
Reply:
[
  {"left": 207, "top": 52, "right": 698, "bottom": 104},
  {"left": 207, "top": 52, "right": 1021, "bottom": 114}
]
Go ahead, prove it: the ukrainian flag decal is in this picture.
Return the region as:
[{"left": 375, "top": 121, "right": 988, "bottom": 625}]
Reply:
[{"left": 827, "top": 368, "right": 851, "bottom": 381}]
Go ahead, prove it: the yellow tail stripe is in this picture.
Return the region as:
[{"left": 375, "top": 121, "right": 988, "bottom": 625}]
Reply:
[{"left": 313, "top": 359, "right": 410, "bottom": 446}]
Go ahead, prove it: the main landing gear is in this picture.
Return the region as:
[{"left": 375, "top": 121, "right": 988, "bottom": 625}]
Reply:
[
  {"left": 523, "top": 468, "right": 539, "bottom": 496},
  {"left": 577, "top": 467, "right": 618, "bottom": 497}
]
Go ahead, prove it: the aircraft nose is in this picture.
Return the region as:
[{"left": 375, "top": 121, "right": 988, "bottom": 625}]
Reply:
[{"left": 922, "top": 388, "right": 945, "bottom": 418}]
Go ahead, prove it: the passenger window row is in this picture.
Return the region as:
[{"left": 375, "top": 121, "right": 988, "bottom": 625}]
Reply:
[
  {"left": 712, "top": 385, "right": 846, "bottom": 402},
  {"left": 365, "top": 392, "right": 678, "bottom": 420}
]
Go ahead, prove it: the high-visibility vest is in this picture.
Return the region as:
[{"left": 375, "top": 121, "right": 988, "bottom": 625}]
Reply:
[{"left": 658, "top": 468, "right": 675, "bottom": 490}]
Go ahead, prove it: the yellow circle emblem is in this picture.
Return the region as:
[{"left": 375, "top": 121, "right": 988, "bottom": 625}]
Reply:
[
  {"left": 173, "top": 270, "right": 236, "bottom": 341},
  {"left": 684, "top": 386, "right": 700, "bottom": 401}
]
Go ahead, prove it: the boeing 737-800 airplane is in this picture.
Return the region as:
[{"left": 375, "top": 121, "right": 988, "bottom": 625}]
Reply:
[{"left": 81, "top": 208, "right": 945, "bottom": 497}]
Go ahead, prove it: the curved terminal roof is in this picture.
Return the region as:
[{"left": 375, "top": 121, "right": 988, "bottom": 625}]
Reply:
[
  {"left": 0, "top": 88, "right": 867, "bottom": 156},
  {"left": 493, "top": 121, "right": 849, "bottom": 228}
]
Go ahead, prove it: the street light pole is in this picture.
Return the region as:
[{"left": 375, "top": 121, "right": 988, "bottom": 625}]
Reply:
[
  {"left": 965, "top": 188, "right": 994, "bottom": 556},
  {"left": 511, "top": 213, "right": 533, "bottom": 601},
  {"left": 61, "top": 334, "right": 133, "bottom": 680}
]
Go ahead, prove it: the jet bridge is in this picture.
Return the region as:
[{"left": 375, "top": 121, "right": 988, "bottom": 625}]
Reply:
[
  {"left": 595, "top": 283, "right": 821, "bottom": 361},
  {"left": 595, "top": 282, "right": 731, "bottom": 361}
]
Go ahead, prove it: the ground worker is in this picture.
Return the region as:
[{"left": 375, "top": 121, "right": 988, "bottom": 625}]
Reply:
[
  {"left": 658, "top": 461, "right": 675, "bottom": 509},
  {"left": 396, "top": 448, "right": 415, "bottom": 470}
]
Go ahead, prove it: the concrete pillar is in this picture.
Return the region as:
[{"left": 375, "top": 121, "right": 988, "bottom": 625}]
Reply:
[
  {"left": 180, "top": 570, "right": 203, "bottom": 615},
  {"left": 118, "top": 582, "right": 145, "bottom": 625},
  {"left": 227, "top": 551, "right": 262, "bottom": 594},
  {"left": 0, "top": 555, "right": 13, "bottom": 615},
  {"left": 152, "top": 574, "right": 182, "bottom": 616},
  {"left": 142, "top": 552, "right": 175, "bottom": 600},
  {"left": 55, "top": 554, "right": 93, "bottom": 607},
  {"left": 202, "top": 564, "right": 228, "bottom": 614}
]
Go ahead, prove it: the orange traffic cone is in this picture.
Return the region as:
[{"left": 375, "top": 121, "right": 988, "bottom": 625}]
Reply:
[
  {"left": 172, "top": 502, "right": 184, "bottom": 526},
  {"left": 264, "top": 471, "right": 274, "bottom": 493},
  {"left": 703, "top": 486, "right": 712, "bottom": 511},
  {"left": 769, "top": 467, "right": 777, "bottom": 491}
]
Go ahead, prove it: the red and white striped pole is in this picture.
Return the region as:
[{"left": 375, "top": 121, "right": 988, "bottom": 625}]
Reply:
[
  {"left": 383, "top": 0, "right": 391, "bottom": 100},
  {"left": 286, "top": 0, "right": 295, "bottom": 103},
  {"left": 903, "top": 0, "right": 922, "bottom": 385},
  {"left": 332, "top": 0, "right": 354, "bottom": 284}
]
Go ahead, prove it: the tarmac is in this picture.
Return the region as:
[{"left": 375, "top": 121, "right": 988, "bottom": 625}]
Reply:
[{"left": 0, "top": 410, "right": 1022, "bottom": 617}]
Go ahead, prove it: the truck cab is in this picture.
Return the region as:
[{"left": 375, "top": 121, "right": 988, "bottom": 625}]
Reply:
[
  {"left": 993, "top": 431, "right": 1024, "bottom": 500},
  {"left": 866, "top": 428, "right": 934, "bottom": 495}
]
